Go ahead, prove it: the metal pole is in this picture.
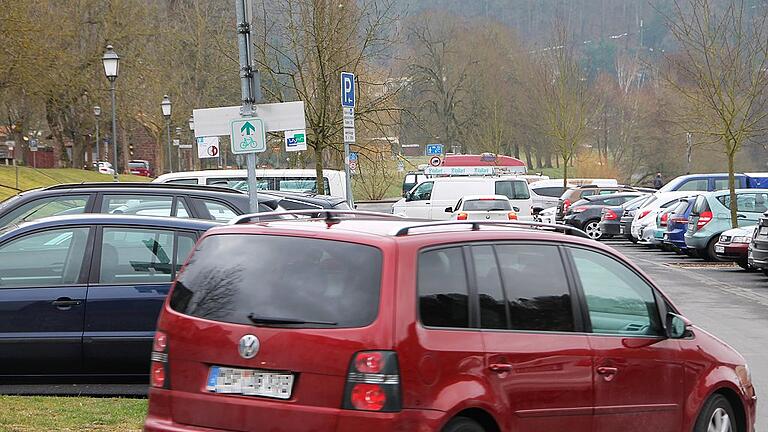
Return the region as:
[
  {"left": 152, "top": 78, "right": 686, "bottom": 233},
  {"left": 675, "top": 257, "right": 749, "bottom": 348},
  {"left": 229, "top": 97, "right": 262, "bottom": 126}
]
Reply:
[
  {"left": 236, "top": 0, "right": 260, "bottom": 213},
  {"left": 177, "top": 146, "right": 182, "bottom": 172},
  {"left": 33, "top": 151, "right": 36, "bottom": 169},
  {"left": 95, "top": 120, "right": 100, "bottom": 161},
  {"left": 344, "top": 141, "right": 353, "bottom": 205},
  {"left": 13, "top": 150, "right": 18, "bottom": 189},
  {"left": 110, "top": 80, "right": 118, "bottom": 182},
  {"left": 166, "top": 120, "right": 173, "bottom": 173},
  {"left": 686, "top": 132, "right": 692, "bottom": 174}
]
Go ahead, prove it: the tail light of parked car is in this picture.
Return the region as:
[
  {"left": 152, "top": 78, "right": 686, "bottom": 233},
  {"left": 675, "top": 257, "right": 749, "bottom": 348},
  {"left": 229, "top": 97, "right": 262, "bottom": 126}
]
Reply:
[
  {"left": 508, "top": 212, "right": 518, "bottom": 220},
  {"left": 638, "top": 209, "right": 652, "bottom": 220},
  {"left": 696, "top": 211, "right": 713, "bottom": 230},
  {"left": 563, "top": 199, "right": 571, "bottom": 211},
  {"left": 343, "top": 351, "right": 401, "bottom": 412},
  {"left": 457, "top": 212, "right": 468, "bottom": 220},
  {"left": 660, "top": 212, "right": 669, "bottom": 227},
  {"left": 604, "top": 209, "right": 618, "bottom": 221},
  {"left": 671, "top": 216, "right": 688, "bottom": 224},
  {"left": 150, "top": 331, "right": 169, "bottom": 389},
  {"left": 571, "top": 206, "right": 588, "bottom": 213}
]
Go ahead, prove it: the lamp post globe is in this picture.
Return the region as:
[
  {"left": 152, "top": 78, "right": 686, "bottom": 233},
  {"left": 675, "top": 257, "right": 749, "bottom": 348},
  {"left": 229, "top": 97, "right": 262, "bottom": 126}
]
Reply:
[
  {"left": 161, "top": 95, "right": 172, "bottom": 118},
  {"left": 102, "top": 45, "right": 119, "bottom": 81},
  {"left": 161, "top": 95, "right": 173, "bottom": 173}
]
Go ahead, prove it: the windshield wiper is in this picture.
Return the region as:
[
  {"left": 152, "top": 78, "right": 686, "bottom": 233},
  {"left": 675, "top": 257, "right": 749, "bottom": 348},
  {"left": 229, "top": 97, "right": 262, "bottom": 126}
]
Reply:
[{"left": 247, "top": 313, "right": 337, "bottom": 326}]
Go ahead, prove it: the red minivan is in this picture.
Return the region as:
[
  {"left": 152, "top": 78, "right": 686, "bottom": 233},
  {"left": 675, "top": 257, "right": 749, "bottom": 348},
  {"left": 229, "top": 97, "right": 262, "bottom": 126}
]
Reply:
[{"left": 144, "top": 216, "right": 756, "bottom": 432}]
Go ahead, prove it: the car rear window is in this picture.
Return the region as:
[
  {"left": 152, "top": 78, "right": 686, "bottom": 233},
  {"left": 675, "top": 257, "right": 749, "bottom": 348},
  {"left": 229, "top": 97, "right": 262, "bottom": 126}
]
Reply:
[
  {"left": 169, "top": 234, "right": 382, "bottom": 328},
  {"left": 532, "top": 186, "right": 565, "bottom": 197},
  {"left": 692, "top": 195, "right": 710, "bottom": 214},
  {"left": 464, "top": 199, "right": 511, "bottom": 211}
]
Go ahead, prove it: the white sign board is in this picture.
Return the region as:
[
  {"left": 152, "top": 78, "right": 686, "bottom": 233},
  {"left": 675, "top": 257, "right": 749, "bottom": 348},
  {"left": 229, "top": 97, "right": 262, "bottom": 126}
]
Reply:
[
  {"left": 179, "top": 144, "right": 193, "bottom": 149},
  {"left": 230, "top": 117, "right": 266, "bottom": 154},
  {"left": 172, "top": 139, "right": 180, "bottom": 147},
  {"left": 193, "top": 101, "right": 306, "bottom": 138},
  {"left": 285, "top": 129, "right": 307, "bottom": 152},
  {"left": 197, "top": 136, "right": 220, "bottom": 159},
  {"left": 344, "top": 127, "right": 356, "bottom": 143}
]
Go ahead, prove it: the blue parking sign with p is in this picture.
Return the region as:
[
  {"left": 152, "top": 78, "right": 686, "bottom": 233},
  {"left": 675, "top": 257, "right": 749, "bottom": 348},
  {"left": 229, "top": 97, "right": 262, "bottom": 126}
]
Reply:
[{"left": 341, "top": 72, "right": 355, "bottom": 108}]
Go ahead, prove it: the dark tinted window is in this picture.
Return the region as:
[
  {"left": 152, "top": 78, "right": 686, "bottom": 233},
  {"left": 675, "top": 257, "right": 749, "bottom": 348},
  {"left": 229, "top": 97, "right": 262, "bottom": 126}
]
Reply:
[
  {"left": 495, "top": 181, "right": 530, "bottom": 200},
  {"left": 464, "top": 199, "right": 511, "bottom": 211},
  {"left": 171, "top": 235, "right": 382, "bottom": 328},
  {"left": 165, "top": 178, "right": 199, "bottom": 185},
  {"left": 533, "top": 186, "right": 565, "bottom": 197},
  {"left": 100, "top": 228, "right": 175, "bottom": 284},
  {"left": 279, "top": 199, "right": 322, "bottom": 211},
  {"left": 471, "top": 246, "right": 507, "bottom": 329},
  {"left": 495, "top": 244, "right": 574, "bottom": 332},
  {"left": 418, "top": 247, "right": 469, "bottom": 328}
]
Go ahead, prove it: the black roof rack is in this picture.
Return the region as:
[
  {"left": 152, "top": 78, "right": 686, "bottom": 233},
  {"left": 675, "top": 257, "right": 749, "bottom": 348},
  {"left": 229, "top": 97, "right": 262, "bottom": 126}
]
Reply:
[
  {"left": 390, "top": 220, "right": 590, "bottom": 238},
  {"left": 230, "top": 209, "right": 404, "bottom": 225},
  {"left": 43, "top": 182, "right": 246, "bottom": 195}
]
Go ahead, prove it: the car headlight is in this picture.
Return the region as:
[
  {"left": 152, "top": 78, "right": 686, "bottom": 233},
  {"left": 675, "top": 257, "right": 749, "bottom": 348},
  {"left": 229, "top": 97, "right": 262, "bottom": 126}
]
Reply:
[{"left": 732, "top": 236, "right": 751, "bottom": 244}]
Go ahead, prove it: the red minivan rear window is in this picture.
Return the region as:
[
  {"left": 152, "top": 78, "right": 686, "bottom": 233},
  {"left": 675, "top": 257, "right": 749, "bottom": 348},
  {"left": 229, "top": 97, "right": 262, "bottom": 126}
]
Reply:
[{"left": 169, "top": 234, "right": 382, "bottom": 328}]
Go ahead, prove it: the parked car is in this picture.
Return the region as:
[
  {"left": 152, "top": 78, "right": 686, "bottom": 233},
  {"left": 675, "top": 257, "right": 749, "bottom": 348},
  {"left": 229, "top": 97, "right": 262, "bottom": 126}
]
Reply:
[
  {"left": 685, "top": 189, "right": 768, "bottom": 261},
  {"left": 144, "top": 215, "right": 755, "bottom": 432},
  {"left": 599, "top": 195, "right": 649, "bottom": 239},
  {"left": 617, "top": 195, "right": 654, "bottom": 242},
  {"left": 153, "top": 169, "right": 348, "bottom": 198},
  {"left": 128, "top": 159, "right": 152, "bottom": 177},
  {"left": 0, "top": 183, "right": 282, "bottom": 228},
  {"left": 563, "top": 192, "right": 645, "bottom": 240},
  {"left": 658, "top": 172, "right": 768, "bottom": 193},
  {"left": 556, "top": 184, "right": 639, "bottom": 221},
  {"left": 630, "top": 192, "right": 696, "bottom": 244},
  {"left": 528, "top": 179, "right": 572, "bottom": 213},
  {"left": 663, "top": 197, "right": 697, "bottom": 254},
  {"left": 537, "top": 206, "right": 557, "bottom": 224},
  {"left": 714, "top": 225, "right": 758, "bottom": 270},
  {"left": 93, "top": 161, "right": 115, "bottom": 175},
  {"left": 0, "top": 214, "right": 219, "bottom": 377},
  {"left": 652, "top": 206, "right": 679, "bottom": 250},
  {"left": 392, "top": 177, "right": 533, "bottom": 220},
  {"left": 748, "top": 216, "right": 768, "bottom": 275},
  {"left": 445, "top": 195, "right": 518, "bottom": 221}
]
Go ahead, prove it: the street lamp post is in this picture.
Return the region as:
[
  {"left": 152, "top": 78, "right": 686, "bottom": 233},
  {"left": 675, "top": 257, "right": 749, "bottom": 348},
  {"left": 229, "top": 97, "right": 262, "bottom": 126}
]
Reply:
[
  {"left": 161, "top": 95, "right": 172, "bottom": 173},
  {"left": 102, "top": 45, "right": 119, "bottom": 182},
  {"left": 93, "top": 106, "right": 101, "bottom": 162}
]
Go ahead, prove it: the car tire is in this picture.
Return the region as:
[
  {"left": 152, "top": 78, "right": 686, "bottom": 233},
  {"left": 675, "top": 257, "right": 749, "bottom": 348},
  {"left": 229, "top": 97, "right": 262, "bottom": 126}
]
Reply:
[
  {"left": 693, "top": 394, "right": 736, "bottom": 432},
  {"left": 442, "top": 417, "right": 486, "bottom": 432},
  {"left": 583, "top": 220, "right": 602, "bottom": 240},
  {"left": 704, "top": 238, "right": 722, "bottom": 262}
]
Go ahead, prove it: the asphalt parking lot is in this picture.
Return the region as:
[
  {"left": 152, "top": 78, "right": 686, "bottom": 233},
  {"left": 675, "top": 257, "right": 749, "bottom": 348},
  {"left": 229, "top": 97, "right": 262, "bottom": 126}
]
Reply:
[{"left": 605, "top": 239, "right": 767, "bottom": 430}]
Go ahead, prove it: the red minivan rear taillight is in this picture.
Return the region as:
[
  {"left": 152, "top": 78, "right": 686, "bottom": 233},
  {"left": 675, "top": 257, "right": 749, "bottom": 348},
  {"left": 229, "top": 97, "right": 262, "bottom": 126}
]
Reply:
[
  {"left": 150, "top": 331, "right": 169, "bottom": 389},
  {"left": 660, "top": 212, "right": 669, "bottom": 227},
  {"left": 343, "top": 351, "right": 401, "bottom": 412},
  {"left": 697, "top": 211, "right": 713, "bottom": 229}
]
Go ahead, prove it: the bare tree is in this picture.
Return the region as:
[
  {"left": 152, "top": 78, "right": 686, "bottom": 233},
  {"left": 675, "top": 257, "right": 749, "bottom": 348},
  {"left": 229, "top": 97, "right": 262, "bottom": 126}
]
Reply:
[
  {"left": 252, "top": 0, "right": 402, "bottom": 195},
  {"left": 534, "top": 28, "right": 598, "bottom": 187},
  {"left": 663, "top": 0, "right": 768, "bottom": 227}
]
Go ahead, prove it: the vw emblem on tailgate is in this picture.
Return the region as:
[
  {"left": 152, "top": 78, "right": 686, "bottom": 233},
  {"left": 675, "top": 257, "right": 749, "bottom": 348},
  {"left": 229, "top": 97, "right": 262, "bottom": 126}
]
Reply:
[{"left": 238, "top": 335, "right": 260, "bottom": 359}]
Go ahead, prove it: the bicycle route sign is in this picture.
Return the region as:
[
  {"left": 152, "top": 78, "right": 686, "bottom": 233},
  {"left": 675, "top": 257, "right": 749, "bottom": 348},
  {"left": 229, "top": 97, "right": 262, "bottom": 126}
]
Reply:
[{"left": 230, "top": 117, "right": 266, "bottom": 154}]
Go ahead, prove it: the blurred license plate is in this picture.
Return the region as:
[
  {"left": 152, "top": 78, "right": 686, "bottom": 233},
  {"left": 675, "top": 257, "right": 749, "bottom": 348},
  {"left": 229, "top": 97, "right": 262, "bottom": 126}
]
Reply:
[
  {"left": 761, "top": 227, "right": 768, "bottom": 236},
  {"left": 206, "top": 366, "right": 293, "bottom": 399},
  {"left": 715, "top": 245, "right": 725, "bottom": 253}
]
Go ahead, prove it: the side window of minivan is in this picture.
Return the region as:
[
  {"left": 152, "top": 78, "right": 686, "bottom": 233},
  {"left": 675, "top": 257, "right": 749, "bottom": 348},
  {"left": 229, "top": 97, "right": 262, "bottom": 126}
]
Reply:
[
  {"left": 418, "top": 247, "right": 469, "bottom": 328},
  {"left": 569, "top": 247, "right": 662, "bottom": 336},
  {"left": 494, "top": 244, "right": 575, "bottom": 332},
  {"left": 677, "top": 179, "right": 708, "bottom": 191},
  {"left": 410, "top": 181, "right": 434, "bottom": 201}
]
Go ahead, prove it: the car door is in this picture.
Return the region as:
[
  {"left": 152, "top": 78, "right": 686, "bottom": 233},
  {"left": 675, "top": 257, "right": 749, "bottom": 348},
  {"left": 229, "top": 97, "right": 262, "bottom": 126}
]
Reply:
[
  {"left": 477, "top": 244, "right": 593, "bottom": 432},
  {"left": 83, "top": 226, "right": 197, "bottom": 375},
  {"left": 403, "top": 181, "right": 434, "bottom": 219},
  {"left": 0, "top": 226, "right": 92, "bottom": 374},
  {"left": 567, "top": 246, "right": 684, "bottom": 432}
]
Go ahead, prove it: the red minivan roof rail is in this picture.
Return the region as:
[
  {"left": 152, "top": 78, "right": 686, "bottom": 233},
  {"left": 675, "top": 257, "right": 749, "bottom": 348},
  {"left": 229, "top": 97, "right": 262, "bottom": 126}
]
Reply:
[
  {"left": 230, "top": 209, "right": 404, "bottom": 225},
  {"left": 389, "top": 220, "right": 590, "bottom": 238}
]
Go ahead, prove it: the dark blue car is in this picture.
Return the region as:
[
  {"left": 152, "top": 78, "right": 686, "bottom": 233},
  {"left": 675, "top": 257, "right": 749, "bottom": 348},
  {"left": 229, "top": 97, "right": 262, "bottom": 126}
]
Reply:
[
  {"left": 663, "top": 197, "right": 696, "bottom": 253},
  {"left": 0, "top": 214, "right": 219, "bottom": 378}
]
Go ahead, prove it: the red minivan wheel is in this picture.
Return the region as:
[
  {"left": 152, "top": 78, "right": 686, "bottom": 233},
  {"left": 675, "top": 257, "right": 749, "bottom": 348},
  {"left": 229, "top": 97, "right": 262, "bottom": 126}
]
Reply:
[
  {"left": 442, "top": 417, "right": 486, "bottom": 432},
  {"left": 693, "top": 394, "right": 736, "bottom": 432}
]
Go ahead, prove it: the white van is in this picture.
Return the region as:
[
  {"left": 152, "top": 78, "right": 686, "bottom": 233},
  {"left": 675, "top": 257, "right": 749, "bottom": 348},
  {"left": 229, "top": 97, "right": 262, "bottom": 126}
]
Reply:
[
  {"left": 391, "top": 177, "right": 533, "bottom": 220},
  {"left": 152, "top": 169, "right": 347, "bottom": 198},
  {"left": 529, "top": 179, "right": 574, "bottom": 211}
]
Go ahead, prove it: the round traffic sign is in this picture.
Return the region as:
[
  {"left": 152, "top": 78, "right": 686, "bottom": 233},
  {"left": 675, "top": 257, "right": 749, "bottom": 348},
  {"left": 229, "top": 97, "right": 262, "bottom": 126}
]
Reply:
[
  {"left": 208, "top": 146, "right": 219, "bottom": 157},
  {"left": 429, "top": 156, "right": 442, "bottom": 167}
]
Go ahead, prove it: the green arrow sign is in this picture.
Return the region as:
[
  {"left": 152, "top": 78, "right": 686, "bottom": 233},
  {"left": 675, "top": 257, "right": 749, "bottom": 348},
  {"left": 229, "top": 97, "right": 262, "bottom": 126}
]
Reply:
[{"left": 241, "top": 121, "right": 256, "bottom": 135}]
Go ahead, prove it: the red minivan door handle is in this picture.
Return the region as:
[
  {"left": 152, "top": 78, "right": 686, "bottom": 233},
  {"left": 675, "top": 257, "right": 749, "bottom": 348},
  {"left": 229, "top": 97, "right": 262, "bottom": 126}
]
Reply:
[
  {"left": 489, "top": 363, "right": 513, "bottom": 373},
  {"left": 596, "top": 366, "right": 618, "bottom": 381}
]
